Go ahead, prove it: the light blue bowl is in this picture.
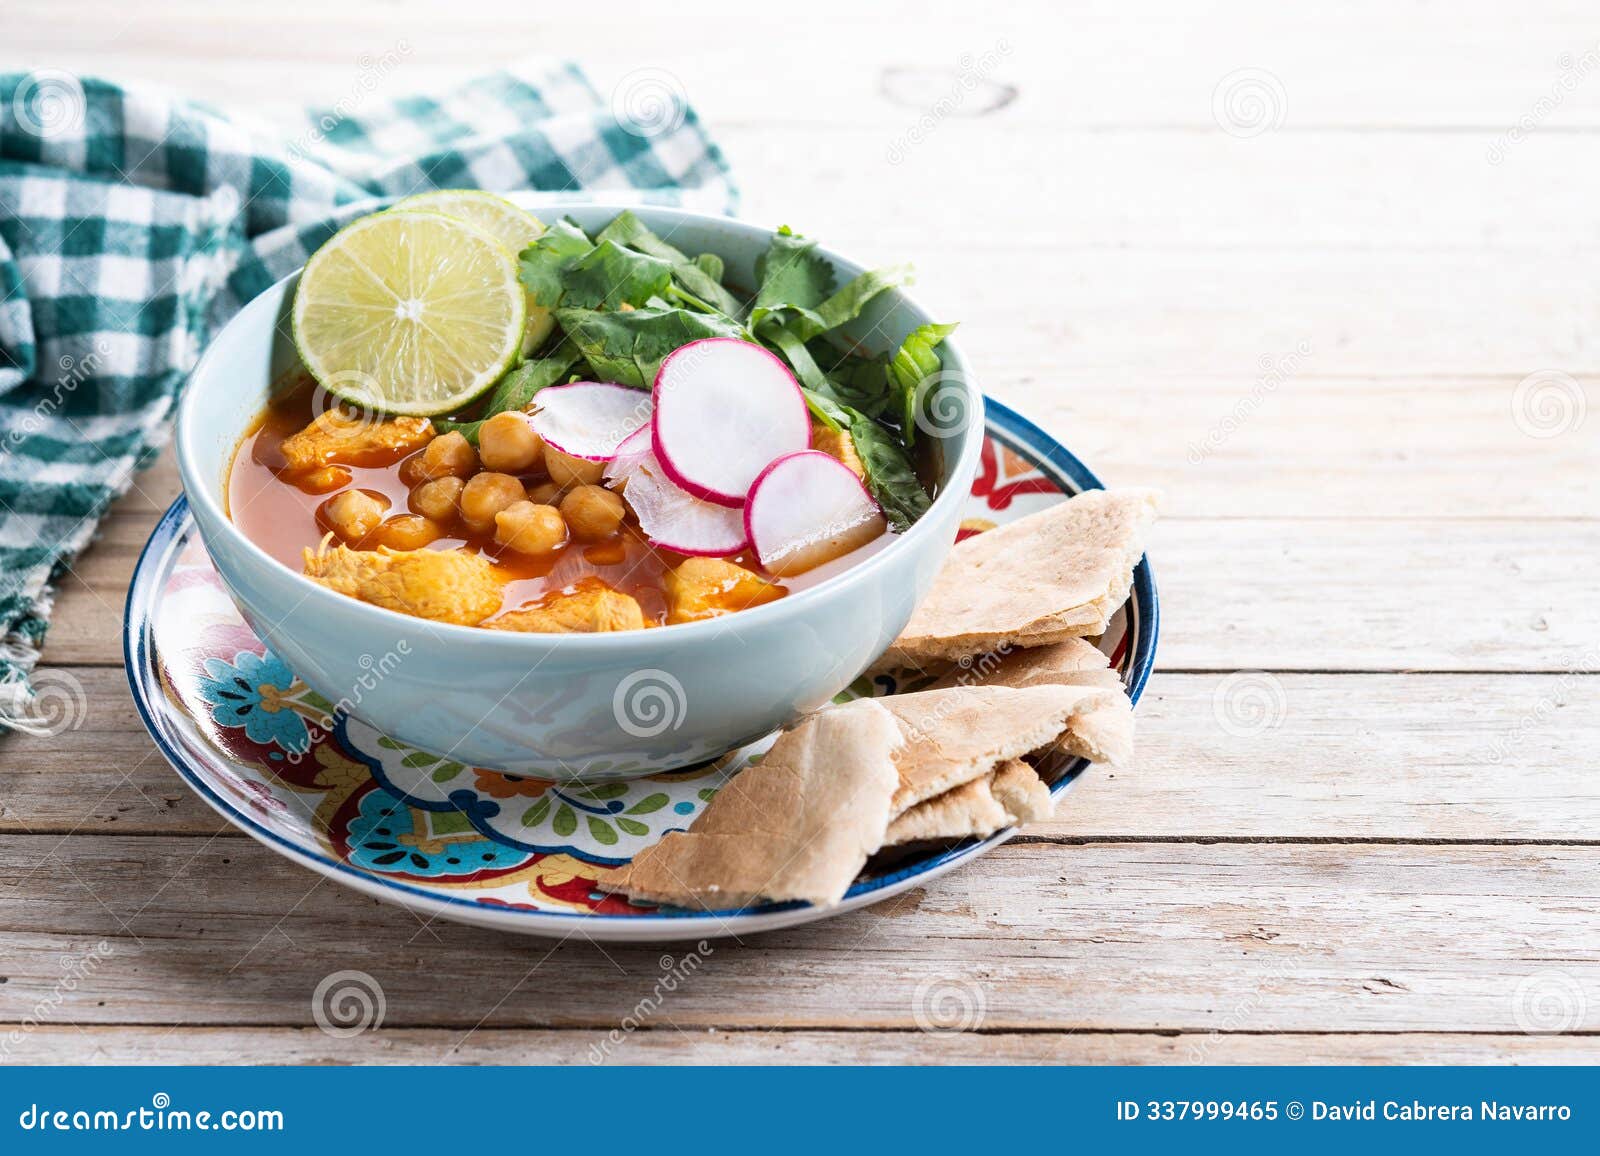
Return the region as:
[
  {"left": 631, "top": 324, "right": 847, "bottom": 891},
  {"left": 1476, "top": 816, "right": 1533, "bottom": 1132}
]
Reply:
[{"left": 176, "top": 204, "right": 983, "bottom": 778}]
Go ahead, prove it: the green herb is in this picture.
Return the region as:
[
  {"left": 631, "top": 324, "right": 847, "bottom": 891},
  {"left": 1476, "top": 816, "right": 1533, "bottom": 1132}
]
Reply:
[
  {"left": 517, "top": 219, "right": 592, "bottom": 309},
  {"left": 560, "top": 240, "right": 675, "bottom": 310},
  {"left": 847, "top": 413, "right": 932, "bottom": 531},
  {"left": 887, "top": 322, "right": 959, "bottom": 446},
  {"left": 753, "top": 226, "right": 835, "bottom": 314},
  {"left": 554, "top": 305, "right": 746, "bottom": 389},
  {"left": 434, "top": 343, "right": 582, "bottom": 442},
  {"left": 595, "top": 210, "right": 744, "bottom": 317}
]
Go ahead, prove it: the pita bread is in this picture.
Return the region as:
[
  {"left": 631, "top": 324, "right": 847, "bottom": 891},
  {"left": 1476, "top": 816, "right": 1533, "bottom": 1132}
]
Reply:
[
  {"left": 594, "top": 698, "right": 902, "bottom": 910},
  {"left": 929, "top": 638, "right": 1136, "bottom": 765},
  {"left": 879, "top": 682, "right": 1114, "bottom": 813},
  {"left": 880, "top": 488, "right": 1158, "bottom": 668},
  {"left": 883, "top": 759, "right": 1054, "bottom": 847}
]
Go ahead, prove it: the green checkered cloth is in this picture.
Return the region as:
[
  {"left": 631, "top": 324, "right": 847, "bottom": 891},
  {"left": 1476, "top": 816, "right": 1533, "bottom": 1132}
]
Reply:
[{"left": 0, "top": 62, "right": 736, "bottom": 732}]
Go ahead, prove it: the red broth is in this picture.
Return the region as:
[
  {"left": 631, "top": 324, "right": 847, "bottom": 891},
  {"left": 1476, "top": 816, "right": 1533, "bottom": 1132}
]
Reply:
[{"left": 226, "top": 375, "right": 901, "bottom": 627}]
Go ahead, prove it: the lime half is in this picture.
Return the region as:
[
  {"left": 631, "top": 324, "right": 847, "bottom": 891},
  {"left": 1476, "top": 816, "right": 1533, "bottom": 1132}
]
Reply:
[
  {"left": 292, "top": 210, "right": 526, "bottom": 417},
  {"left": 391, "top": 189, "right": 554, "bottom": 355}
]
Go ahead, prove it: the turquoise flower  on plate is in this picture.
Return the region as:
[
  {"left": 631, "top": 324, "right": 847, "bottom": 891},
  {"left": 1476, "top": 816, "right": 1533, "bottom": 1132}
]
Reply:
[{"left": 197, "top": 649, "right": 311, "bottom": 753}]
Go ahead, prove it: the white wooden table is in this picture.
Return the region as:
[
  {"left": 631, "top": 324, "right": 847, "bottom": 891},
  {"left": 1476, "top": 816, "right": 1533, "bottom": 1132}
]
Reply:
[{"left": 3, "top": 0, "right": 1597, "bottom": 1064}]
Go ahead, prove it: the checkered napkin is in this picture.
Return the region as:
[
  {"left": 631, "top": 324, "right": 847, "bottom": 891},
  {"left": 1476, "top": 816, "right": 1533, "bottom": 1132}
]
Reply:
[{"left": 0, "top": 62, "right": 736, "bottom": 731}]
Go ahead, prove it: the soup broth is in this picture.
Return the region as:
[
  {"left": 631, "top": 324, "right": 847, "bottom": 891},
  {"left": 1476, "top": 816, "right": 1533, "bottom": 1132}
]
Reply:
[{"left": 227, "top": 375, "right": 903, "bottom": 630}]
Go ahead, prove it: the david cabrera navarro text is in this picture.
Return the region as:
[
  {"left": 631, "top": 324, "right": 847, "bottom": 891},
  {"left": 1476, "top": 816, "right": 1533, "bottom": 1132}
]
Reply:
[{"left": 1312, "top": 1102, "right": 1571, "bottom": 1122}]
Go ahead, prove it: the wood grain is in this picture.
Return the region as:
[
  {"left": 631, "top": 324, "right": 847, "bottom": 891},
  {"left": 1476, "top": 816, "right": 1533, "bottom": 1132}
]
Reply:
[
  {"left": 4, "top": 0, "right": 1596, "bottom": 1064},
  {"left": 2, "top": 837, "right": 1597, "bottom": 1035},
  {"left": 7, "top": 1026, "right": 1600, "bottom": 1066},
  {"left": 8, "top": 668, "right": 1596, "bottom": 841}
]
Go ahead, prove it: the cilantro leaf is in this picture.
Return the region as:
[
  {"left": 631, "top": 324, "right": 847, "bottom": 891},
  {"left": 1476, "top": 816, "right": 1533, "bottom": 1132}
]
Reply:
[
  {"left": 554, "top": 305, "right": 747, "bottom": 389},
  {"left": 847, "top": 412, "right": 931, "bottom": 531},
  {"left": 754, "top": 226, "right": 836, "bottom": 313},
  {"left": 595, "top": 210, "right": 744, "bottom": 317},
  {"left": 887, "top": 322, "right": 959, "bottom": 446},
  {"left": 518, "top": 219, "right": 593, "bottom": 309},
  {"left": 560, "top": 240, "right": 675, "bottom": 310}
]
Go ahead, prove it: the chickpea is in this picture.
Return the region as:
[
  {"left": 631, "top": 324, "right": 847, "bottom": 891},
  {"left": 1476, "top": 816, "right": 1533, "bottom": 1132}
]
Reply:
[
  {"left": 370, "top": 513, "right": 443, "bottom": 550},
  {"left": 397, "top": 452, "right": 429, "bottom": 488},
  {"left": 294, "top": 465, "right": 352, "bottom": 495},
  {"left": 544, "top": 445, "right": 604, "bottom": 488},
  {"left": 410, "top": 475, "right": 465, "bottom": 524},
  {"left": 478, "top": 411, "right": 544, "bottom": 474},
  {"left": 525, "top": 479, "right": 563, "bottom": 506},
  {"left": 414, "top": 430, "right": 478, "bottom": 481},
  {"left": 459, "top": 471, "right": 526, "bottom": 534},
  {"left": 321, "top": 489, "right": 390, "bottom": 543},
  {"left": 494, "top": 501, "right": 567, "bottom": 555},
  {"left": 560, "top": 484, "right": 626, "bottom": 541}
]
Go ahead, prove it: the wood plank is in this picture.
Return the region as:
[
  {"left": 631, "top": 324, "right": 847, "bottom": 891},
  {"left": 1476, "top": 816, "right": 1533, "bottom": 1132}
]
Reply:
[
  {"left": 6, "top": 1025, "right": 1600, "bottom": 1066},
  {"left": 14, "top": 0, "right": 1600, "bottom": 130},
  {"left": 9, "top": 669, "right": 1598, "bottom": 842},
  {"left": 43, "top": 510, "right": 1600, "bottom": 671},
  {"left": 2, "top": 838, "right": 1597, "bottom": 1033}
]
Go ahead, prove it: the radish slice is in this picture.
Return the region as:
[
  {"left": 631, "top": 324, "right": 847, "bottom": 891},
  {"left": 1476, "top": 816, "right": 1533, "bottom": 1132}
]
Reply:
[
  {"left": 652, "top": 338, "right": 811, "bottom": 507},
  {"left": 745, "top": 451, "right": 887, "bottom": 577},
  {"left": 528, "top": 382, "right": 652, "bottom": 461},
  {"left": 604, "top": 425, "right": 654, "bottom": 485},
  {"left": 623, "top": 452, "right": 749, "bottom": 557}
]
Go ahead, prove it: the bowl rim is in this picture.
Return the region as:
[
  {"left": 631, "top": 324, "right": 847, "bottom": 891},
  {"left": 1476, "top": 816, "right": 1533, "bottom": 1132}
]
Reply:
[{"left": 176, "top": 201, "right": 986, "bottom": 651}]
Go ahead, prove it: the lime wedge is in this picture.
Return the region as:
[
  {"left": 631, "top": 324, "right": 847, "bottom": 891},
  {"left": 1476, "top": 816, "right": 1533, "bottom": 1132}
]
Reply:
[
  {"left": 292, "top": 210, "right": 526, "bottom": 417},
  {"left": 391, "top": 189, "right": 554, "bottom": 355}
]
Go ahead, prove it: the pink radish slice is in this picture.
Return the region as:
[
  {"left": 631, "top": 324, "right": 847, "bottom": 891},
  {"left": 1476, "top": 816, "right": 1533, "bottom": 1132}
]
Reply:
[
  {"left": 745, "top": 451, "right": 887, "bottom": 577},
  {"left": 623, "top": 452, "right": 749, "bottom": 556},
  {"left": 652, "top": 338, "right": 811, "bottom": 507},
  {"left": 604, "top": 425, "right": 654, "bottom": 485},
  {"left": 528, "top": 382, "right": 652, "bottom": 461}
]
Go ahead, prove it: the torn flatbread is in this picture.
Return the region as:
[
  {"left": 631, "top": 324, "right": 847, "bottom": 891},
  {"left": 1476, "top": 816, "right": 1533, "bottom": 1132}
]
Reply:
[
  {"left": 880, "top": 488, "right": 1158, "bottom": 668},
  {"left": 883, "top": 759, "right": 1055, "bottom": 847},
  {"left": 879, "top": 682, "right": 1114, "bottom": 814},
  {"left": 594, "top": 698, "right": 902, "bottom": 910},
  {"left": 930, "top": 638, "right": 1136, "bottom": 765}
]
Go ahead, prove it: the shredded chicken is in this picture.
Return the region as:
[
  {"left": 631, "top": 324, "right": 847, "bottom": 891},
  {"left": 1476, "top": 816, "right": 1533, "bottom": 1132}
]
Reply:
[
  {"left": 810, "top": 421, "right": 866, "bottom": 480},
  {"left": 281, "top": 409, "right": 435, "bottom": 471},
  {"left": 486, "top": 580, "right": 647, "bottom": 634},
  {"left": 664, "top": 557, "right": 784, "bottom": 625},
  {"left": 302, "top": 539, "right": 502, "bottom": 626}
]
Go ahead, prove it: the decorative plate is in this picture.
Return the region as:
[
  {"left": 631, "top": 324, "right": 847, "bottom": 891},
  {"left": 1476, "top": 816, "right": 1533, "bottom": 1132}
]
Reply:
[{"left": 125, "top": 400, "right": 1159, "bottom": 941}]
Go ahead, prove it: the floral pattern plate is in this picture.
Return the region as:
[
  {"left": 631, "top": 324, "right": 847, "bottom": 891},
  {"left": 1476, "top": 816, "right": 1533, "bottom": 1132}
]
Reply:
[{"left": 125, "top": 399, "right": 1159, "bottom": 942}]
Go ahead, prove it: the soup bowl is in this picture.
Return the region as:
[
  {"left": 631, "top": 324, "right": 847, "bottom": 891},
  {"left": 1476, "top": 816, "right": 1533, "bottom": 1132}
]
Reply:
[{"left": 176, "top": 203, "right": 983, "bottom": 779}]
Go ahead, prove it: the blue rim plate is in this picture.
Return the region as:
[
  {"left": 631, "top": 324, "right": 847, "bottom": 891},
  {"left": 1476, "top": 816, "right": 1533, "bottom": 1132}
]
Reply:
[{"left": 124, "top": 398, "right": 1158, "bottom": 942}]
